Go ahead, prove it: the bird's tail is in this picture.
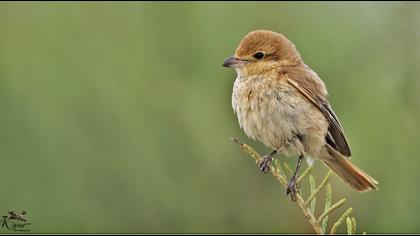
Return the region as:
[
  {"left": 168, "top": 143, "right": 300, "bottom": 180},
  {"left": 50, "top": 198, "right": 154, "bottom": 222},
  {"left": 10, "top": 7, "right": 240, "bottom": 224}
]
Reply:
[{"left": 321, "top": 146, "right": 378, "bottom": 192}]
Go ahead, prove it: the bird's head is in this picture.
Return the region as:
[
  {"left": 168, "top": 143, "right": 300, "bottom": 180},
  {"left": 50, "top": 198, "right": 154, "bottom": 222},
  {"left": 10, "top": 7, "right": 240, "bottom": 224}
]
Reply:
[{"left": 223, "top": 30, "right": 302, "bottom": 77}]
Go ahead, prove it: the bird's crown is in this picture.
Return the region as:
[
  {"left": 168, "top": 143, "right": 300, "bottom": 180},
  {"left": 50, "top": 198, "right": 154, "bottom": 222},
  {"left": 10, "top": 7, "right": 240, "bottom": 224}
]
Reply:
[{"left": 234, "top": 30, "right": 302, "bottom": 66}]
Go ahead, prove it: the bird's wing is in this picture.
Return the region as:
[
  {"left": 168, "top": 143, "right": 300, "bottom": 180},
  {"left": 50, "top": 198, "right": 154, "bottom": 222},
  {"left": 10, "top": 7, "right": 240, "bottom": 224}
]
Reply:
[{"left": 286, "top": 77, "right": 351, "bottom": 157}]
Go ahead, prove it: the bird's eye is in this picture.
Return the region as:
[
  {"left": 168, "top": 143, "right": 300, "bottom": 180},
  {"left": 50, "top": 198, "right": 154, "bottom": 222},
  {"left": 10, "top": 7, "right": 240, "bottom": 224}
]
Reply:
[{"left": 253, "top": 52, "right": 265, "bottom": 60}]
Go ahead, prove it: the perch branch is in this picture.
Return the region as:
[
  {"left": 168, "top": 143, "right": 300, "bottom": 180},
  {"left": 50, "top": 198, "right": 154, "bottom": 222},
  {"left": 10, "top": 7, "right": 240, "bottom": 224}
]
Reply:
[
  {"left": 231, "top": 137, "right": 365, "bottom": 235},
  {"left": 231, "top": 137, "right": 323, "bottom": 234}
]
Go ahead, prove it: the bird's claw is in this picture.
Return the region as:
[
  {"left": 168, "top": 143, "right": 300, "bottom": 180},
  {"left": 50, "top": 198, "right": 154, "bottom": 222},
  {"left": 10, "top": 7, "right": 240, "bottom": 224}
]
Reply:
[
  {"left": 285, "top": 175, "right": 299, "bottom": 202},
  {"left": 259, "top": 155, "right": 273, "bottom": 173}
]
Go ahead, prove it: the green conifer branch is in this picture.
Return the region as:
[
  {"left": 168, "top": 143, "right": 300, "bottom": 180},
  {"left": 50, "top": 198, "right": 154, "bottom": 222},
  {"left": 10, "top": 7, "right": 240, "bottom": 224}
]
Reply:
[
  {"left": 347, "top": 217, "right": 357, "bottom": 235},
  {"left": 305, "top": 171, "right": 332, "bottom": 206},
  {"left": 309, "top": 176, "right": 317, "bottom": 215},
  {"left": 330, "top": 208, "right": 353, "bottom": 234},
  {"left": 318, "top": 198, "right": 347, "bottom": 224},
  {"left": 297, "top": 164, "right": 313, "bottom": 183},
  {"left": 321, "top": 184, "right": 332, "bottom": 232}
]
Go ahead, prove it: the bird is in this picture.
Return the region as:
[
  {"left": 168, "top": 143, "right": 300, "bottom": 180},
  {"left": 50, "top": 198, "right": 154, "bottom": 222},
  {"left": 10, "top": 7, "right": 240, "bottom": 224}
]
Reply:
[
  {"left": 7, "top": 211, "right": 27, "bottom": 222},
  {"left": 223, "top": 30, "right": 378, "bottom": 201}
]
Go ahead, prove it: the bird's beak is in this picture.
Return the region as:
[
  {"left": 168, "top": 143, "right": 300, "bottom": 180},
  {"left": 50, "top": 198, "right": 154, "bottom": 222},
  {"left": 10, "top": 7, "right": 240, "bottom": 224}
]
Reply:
[{"left": 222, "top": 56, "right": 246, "bottom": 68}]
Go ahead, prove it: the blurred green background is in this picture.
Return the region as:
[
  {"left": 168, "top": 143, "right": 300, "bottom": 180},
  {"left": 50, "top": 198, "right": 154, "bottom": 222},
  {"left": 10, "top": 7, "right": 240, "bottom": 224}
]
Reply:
[{"left": 0, "top": 1, "right": 419, "bottom": 234}]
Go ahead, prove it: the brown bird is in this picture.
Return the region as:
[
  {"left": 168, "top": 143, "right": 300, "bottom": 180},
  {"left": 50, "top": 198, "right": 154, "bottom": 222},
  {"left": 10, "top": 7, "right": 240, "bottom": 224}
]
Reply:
[{"left": 223, "top": 30, "right": 378, "bottom": 201}]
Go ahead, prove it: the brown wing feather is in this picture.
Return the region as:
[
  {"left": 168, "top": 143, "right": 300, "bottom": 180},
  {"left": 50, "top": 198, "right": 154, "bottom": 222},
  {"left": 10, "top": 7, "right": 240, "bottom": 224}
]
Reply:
[{"left": 286, "top": 76, "right": 351, "bottom": 157}]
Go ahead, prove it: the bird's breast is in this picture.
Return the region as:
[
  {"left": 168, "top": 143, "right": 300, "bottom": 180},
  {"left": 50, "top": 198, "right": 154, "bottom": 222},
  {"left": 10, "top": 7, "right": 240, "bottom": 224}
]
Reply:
[{"left": 232, "top": 75, "right": 328, "bottom": 157}]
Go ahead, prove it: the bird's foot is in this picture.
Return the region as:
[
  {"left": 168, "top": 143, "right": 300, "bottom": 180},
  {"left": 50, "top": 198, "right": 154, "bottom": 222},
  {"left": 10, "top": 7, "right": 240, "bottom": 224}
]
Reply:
[
  {"left": 285, "top": 174, "right": 300, "bottom": 202},
  {"left": 258, "top": 155, "right": 273, "bottom": 173}
]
